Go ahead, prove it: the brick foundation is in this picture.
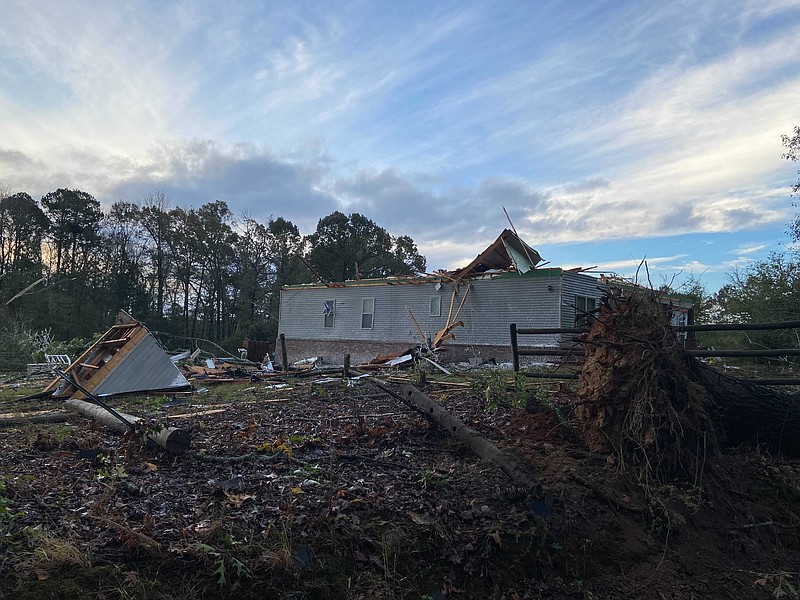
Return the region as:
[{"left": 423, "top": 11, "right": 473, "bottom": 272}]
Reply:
[{"left": 277, "top": 337, "right": 554, "bottom": 367}]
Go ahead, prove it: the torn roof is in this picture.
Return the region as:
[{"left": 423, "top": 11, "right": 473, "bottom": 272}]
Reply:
[
  {"left": 284, "top": 229, "right": 543, "bottom": 289},
  {"left": 450, "top": 229, "right": 542, "bottom": 280}
]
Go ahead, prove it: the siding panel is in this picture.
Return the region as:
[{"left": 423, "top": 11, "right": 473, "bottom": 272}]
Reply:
[
  {"left": 279, "top": 273, "right": 571, "bottom": 348},
  {"left": 560, "top": 273, "right": 607, "bottom": 328}
]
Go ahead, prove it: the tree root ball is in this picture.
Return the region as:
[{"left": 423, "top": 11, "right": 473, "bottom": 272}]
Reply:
[{"left": 574, "top": 288, "right": 719, "bottom": 485}]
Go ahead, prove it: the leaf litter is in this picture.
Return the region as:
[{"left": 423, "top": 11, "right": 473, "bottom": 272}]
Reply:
[{"left": 0, "top": 375, "right": 798, "bottom": 599}]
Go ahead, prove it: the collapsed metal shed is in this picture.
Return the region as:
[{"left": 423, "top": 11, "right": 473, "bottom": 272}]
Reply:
[{"left": 43, "top": 311, "right": 191, "bottom": 399}]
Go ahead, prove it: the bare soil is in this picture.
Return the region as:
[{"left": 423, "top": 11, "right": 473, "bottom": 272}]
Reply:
[{"left": 0, "top": 375, "right": 798, "bottom": 599}]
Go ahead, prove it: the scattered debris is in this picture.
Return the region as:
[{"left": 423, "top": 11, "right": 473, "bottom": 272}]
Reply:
[{"left": 1, "top": 359, "right": 798, "bottom": 598}]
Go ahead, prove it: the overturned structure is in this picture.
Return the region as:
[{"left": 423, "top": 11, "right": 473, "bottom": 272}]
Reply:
[{"left": 43, "top": 312, "right": 191, "bottom": 400}]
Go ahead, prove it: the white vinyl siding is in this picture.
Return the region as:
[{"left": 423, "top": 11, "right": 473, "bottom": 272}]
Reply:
[{"left": 279, "top": 274, "right": 569, "bottom": 347}]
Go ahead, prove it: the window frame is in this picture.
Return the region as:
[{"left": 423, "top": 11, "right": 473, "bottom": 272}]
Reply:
[
  {"left": 323, "top": 299, "right": 335, "bottom": 328},
  {"left": 575, "top": 295, "right": 597, "bottom": 325},
  {"left": 361, "top": 297, "right": 375, "bottom": 329},
  {"left": 429, "top": 295, "right": 442, "bottom": 317}
]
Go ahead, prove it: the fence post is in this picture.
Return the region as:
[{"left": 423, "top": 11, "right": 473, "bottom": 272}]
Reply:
[
  {"left": 686, "top": 308, "right": 697, "bottom": 349},
  {"left": 279, "top": 333, "right": 289, "bottom": 372},
  {"left": 510, "top": 323, "right": 520, "bottom": 372}
]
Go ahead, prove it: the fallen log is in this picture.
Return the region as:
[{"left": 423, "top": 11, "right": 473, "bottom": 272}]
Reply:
[
  {"left": 696, "top": 366, "right": 800, "bottom": 457},
  {"left": 401, "top": 385, "right": 539, "bottom": 492},
  {"left": 0, "top": 412, "right": 70, "bottom": 427},
  {"left": 65, "top": 399, "right": 190, "bottom": 455}
]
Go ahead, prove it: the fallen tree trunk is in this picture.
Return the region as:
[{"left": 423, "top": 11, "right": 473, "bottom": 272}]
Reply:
[
  {"left": 402, "top": 385, "right": 539, "bottom": 492},
  {"left": 65, "top": 399, "right": 190, "bottom": 455},
  {"left": 696, "top": 366, "right": 800, "bottom": 457},
  {"left": 0, "top": 412, "right": 70, "bottom": 427}
]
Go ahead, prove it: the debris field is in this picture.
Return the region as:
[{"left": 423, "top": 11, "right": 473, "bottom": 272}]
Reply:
[{"left": 1, "top": 370, "right": 798, "bottom": 599}]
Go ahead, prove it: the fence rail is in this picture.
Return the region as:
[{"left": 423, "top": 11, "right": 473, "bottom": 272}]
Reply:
[{"left": 510, "top": 321, "right": 800, "bottom": 385}]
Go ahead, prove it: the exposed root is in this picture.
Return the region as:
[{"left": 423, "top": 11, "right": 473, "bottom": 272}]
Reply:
[{"left": 574, "top": 286, "right": 720, "bottom": 487}]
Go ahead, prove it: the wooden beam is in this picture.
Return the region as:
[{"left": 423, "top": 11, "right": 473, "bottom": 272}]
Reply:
[
  {"left": 451, "top": 285, "right": 471, "bottom": 323},
  {"left": 445, "top": 287, "right": 457, "bottom": 327},
  {"left": 406, "top": 306, "right": 427, "bottom": 345}
]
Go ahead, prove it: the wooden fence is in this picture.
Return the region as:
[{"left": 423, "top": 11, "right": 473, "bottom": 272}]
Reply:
[{"left": 510, "top": 320, "right": 800, "bottom": 385}]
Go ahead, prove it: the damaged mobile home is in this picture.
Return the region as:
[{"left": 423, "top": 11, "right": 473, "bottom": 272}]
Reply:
[{"left": 277, "top": 230, "right": 619, "bottom": 365}]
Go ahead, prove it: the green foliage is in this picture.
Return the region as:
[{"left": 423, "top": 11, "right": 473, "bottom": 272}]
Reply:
[
  {"left": 306, "top": 211, "right": 426, "bottom": 282},
  {"left": 417, "top": 468, "right": 447, "bottom": 489},
  {"left": 0, "top": 476, "right": 22, "bottom": 521},
  {"left": 41, "top": 188, "right": 103, "bottom": 277},
  {"left": 94, "top": 455, "right": 128, "bottom": 481},
  {"left": 193, "top": 542, "right": 252, "bottom": 587},
  {"left": 0, "top": 192, "right": 48, "bottom": 277},
  {"left": 471, "top": 369, "right": 529, "bottom": 409},
  {"left": 528, "top": 383, "right": 569, "bottom": 424},
  {"left": 1, "top": 188, "right": 428, "bottom": 352},
  {"left": 646, "top": 484, "right": 704, "bottom": 538},
  {"left": 676, "top": 275, "right": 714, "bottom": 325},
  {"left": 0, "top": 320, "right": 54, "bottom": 371},
  {"left": 782, "top": 125, "right": 800, "bottom": 241},
  {"left": 710, "top": 253, "right": 800, "bottom": 359}
]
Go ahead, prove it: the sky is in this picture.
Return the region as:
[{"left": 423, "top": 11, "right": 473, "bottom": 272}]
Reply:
[{"left": 2, "top": 0, "right": 800, "bottom": 293}]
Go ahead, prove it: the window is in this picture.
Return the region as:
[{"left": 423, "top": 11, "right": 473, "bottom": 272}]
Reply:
[
  {"left": 429, "top": 296, "right": 441, "bottom": 317},
  {"left": 323, "top": 300, "right": 335, "bottom": 328},
  {"left": 575, "top": 295, "right": 596, "bottom": 325},
  {"left": 361, "top": 298, "right": 375, "bottom": 329}
]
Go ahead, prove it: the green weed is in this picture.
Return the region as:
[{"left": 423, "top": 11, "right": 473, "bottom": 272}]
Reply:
[
  {"left": 192, "top": 542, "right": 252, "bottom": 587},
  {"left": 471, "top": 369, "right": 529, "bottom": 409},
  {"left": 0, "top": 476, "right": 20, "bottom": 521}
]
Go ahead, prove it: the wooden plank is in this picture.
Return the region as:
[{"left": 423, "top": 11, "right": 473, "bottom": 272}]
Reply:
[
  {"left": 406, "top": 305, "right": 427, "bottom": 345},
  {"left": 451, "top": 286, "right": 471, "bottom": 323},
  {"left": 167, "top": 408, "right": 228, "bottom": 419},
  {"left": 433, "top": 320, "right": 464, "bottom": 347},
  {"left": 71, "top": 326, "right": 149, "bottom": 400},
  {"left": 445, "top": 287, "right": 457, "bottom": 327}
]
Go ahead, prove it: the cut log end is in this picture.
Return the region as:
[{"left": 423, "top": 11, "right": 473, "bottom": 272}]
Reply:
[
  {"left": 66, "top": 398, "right": 191, "bottom": 455},
  {"left": 161, "top": 428, "right": 191, "bottom": 455}
]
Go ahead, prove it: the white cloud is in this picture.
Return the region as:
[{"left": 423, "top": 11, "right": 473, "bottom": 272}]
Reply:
[
  {"left": 1, "top": 0, "right": 799, "bottom": 291},
  {"left": 729, "top": 242, "right": 773, "bottom": 255}
]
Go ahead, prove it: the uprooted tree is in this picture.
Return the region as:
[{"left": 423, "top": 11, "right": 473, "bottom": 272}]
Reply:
[{"left": 574, "top": 287, "right": 800, "bottom": 487}]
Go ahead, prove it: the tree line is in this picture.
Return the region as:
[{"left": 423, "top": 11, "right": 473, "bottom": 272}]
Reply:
[
  {"left": 0, "top": 188, "right": 426, "bottom": 353},
  {"left": 2, "top": 127, "right": 799, "bottom": 366}
]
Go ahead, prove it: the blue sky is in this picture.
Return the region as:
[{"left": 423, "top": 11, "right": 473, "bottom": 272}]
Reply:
[{"left": 2, "top": 0, "right": 800, "bottom": 292}]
